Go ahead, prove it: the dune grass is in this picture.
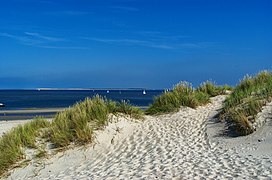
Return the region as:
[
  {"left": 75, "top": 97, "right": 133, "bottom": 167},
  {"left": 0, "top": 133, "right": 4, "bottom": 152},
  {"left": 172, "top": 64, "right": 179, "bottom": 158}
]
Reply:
[
  {"left": 0, "top": 117, "right": 50, "bottom": 175},
  {"left": 146, "top": 81, "right": 232, "bottom": 115},
  {"left": 49, "top": 95, "right": 143, "bottom": 148},
  {"left": 146, "top": 82, "right": 210, "bottom": 115},
  {"left": 49, "top": 96, "right": 109, "bottom": 147},
  {"left": 113, "top": 100, "right": 144, "bottom": 119},
  {"left": 197, "top": 81, "right": 233, "bottom": 97},
  {"left": 221, "top": 71, "right": 272, "bottom": 135}
]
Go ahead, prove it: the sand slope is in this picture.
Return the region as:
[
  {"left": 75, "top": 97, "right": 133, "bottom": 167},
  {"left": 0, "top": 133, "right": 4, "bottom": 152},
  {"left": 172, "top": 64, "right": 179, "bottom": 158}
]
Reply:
[{"left": 6, "top": 96, "right": 272, "bottom": 179}]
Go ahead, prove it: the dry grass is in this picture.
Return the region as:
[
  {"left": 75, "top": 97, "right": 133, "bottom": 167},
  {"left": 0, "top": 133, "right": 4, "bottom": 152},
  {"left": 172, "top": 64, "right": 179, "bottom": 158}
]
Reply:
[{"left": 221, "top": 71, "right": 272, "bottom": 135}]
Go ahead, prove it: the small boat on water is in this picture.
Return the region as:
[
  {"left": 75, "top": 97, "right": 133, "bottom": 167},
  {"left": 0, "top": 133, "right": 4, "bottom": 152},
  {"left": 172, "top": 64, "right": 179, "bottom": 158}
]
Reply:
[
  {"left": 143, "top": 90, "right": 146, "bottom": 95},
  {"left": 0, "top": 102, "right": 5, "bottom": 107},
  {"left": 107, "top": 90, "right": 110, "bottom": 93}
]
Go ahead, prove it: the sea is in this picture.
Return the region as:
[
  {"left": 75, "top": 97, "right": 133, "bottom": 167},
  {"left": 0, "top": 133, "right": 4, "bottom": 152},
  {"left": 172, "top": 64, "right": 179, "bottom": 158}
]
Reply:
[{"left": 0, "top": 89, "right": 164, "bottom": 120}]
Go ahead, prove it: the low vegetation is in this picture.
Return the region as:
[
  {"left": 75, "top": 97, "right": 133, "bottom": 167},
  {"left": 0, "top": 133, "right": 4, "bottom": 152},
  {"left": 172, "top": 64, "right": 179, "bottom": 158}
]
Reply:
[
  {"left": 146, "top": 81, "right": 231, "bottom": 115},
  {"left": 3, "top": 73, "right": 269, "bottom": 176},
  {"left": 0, "top": 117, "right": 50, "bottom": 175},
  {"left": 0, "top": 96, "right": 143, "bottom": 176},
  {"left": 113, "top": 100, "right": 144, "bottom": 119},
  {"left": 50, "top": 95, "right": 143, "bottom": 148},
  {"left": 221, "top": 71, "right": 272, "bottom": 135},
  {"left": 197, "top": 81, "right": 233, "bottom": 97},
  {"left": 49, "top": 96, "right": 109, "bottom": 147}
]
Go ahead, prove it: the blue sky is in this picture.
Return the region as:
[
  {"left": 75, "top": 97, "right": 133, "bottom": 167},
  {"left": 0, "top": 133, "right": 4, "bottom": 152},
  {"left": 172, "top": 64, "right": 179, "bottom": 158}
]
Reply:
[{"left": 0, "top": 0, "right": 271, "bottom": 89}]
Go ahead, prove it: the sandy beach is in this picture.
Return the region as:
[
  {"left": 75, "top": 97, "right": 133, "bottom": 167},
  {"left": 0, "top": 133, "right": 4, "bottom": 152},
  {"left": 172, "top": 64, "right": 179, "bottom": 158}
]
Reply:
[
  {"left": 0, "top": 108, "right": 65, "bottom": 121},
  {"left": 0, "top": 120, "right": 31, "bottom": 136},
  {"left": 3, "top": 95, "right": 272, "bottom": 179},
  {"left": 1, "top": 108, "right": 66, "bottom": 114}
]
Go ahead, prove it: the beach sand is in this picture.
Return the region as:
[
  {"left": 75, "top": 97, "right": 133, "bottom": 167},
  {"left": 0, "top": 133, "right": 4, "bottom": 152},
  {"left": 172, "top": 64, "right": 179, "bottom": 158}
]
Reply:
[
  {"left": 3, "top": 95, "right": 272, "bottom": 179},
  {"left": 1, "top": 108, "right": 65, "bottom": 114},
  {"left": 0, "top": 120, "right": 31, "bottom": 136},
  {"left": 0, "top": 108, "right": 65, "bottom": 121}
]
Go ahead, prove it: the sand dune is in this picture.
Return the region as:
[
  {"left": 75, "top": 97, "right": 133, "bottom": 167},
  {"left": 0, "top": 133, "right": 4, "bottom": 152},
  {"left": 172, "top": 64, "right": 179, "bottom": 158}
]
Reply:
[{"left": 5, "top": 95, "right": 272, "bottom": 179}]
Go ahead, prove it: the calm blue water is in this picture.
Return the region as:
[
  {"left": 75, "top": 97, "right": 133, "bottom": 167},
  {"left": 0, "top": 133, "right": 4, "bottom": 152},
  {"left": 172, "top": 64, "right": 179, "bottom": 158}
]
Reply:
[
  {"left": 0, "top": 90, "right": 163, "bottom": 110},
  {"left": 0, "top": 89, "right": 163, "bottom": 120}
]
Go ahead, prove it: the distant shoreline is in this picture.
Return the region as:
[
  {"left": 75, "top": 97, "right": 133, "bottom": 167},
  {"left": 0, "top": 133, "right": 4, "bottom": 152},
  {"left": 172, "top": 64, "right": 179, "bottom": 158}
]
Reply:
[
  {"left": 0, "top": 106, "right": 148, "bottom": 121},
  {"left": 0, "top": 88, "right": 164, "bottom": 91},
  {"left": 0, "top": 108, "right": 64, "bottom": 121},
  {"left": 0, "top": 108, "right": 66, "bottom": 114}
]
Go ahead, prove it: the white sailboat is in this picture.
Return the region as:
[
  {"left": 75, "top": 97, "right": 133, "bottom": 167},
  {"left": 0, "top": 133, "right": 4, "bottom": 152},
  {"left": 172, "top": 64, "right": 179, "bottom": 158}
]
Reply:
[
  {"left": 0, "top": 102, "right": 5, "bottom": 107},
  {"left": 107, "top": 90, "right": 110, "bottom": 93},
  {"left": 143, "top": 90, "right": 146, "bottom": 95}
]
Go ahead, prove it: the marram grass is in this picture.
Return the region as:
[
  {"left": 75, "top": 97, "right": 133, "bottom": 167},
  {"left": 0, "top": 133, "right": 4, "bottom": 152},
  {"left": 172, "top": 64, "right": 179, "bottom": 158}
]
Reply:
[
  {"left": 221, "top": 71, "right": 272, "bottom": 135},
  {"left": 49, "top": 95, "right": 109, "bottom": 147},
  {"left": 197, "top": 81, "right": 233, "bottom": 97},
  {"left": 146, "top": 81, "right": 227, "bottom": 115},
  {"left": 0, "top": 117, "right": 50, "bottom": 176},
  {"left": 49, "top": 95, "right": 144, "bottom": 148},
  {"left": 114, "top": 100, "right": 144, "bottom": 119}
]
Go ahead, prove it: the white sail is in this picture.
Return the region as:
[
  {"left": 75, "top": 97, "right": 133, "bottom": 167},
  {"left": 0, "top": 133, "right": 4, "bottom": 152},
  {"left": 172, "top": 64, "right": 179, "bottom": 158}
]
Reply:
[{"left": 143, "top": 90, "right": 146, "bottom": 95}]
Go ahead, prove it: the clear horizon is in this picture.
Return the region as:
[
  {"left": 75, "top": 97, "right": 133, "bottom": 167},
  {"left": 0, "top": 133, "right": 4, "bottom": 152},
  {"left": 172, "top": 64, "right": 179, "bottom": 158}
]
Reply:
[{"left": 0, "top": 0, "right": 271, "bottom": 89}]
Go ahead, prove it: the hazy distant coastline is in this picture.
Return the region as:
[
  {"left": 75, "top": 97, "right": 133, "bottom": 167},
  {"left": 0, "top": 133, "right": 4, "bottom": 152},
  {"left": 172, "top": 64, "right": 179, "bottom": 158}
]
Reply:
[{"left": 36, "top": 88, "right": 159, "bottom": 90}]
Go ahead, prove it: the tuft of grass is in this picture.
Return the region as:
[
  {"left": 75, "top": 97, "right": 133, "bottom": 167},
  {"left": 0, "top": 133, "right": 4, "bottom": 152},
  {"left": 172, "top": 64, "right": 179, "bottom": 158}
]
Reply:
[
  {"left": 0, "top": 117, "right": 50, "bottom": 176},
  {"left": 113, "top": 100, "right": 144, "bottom": 119},
  {"left": 49, "top": 95, "right": 144, "bottom": 148},
  {"left": 146, "top": 82, "right": 211, "bottom": 115},
  {"left": 221, "top": 71, "right": 272, "bottom": 135},
  {"left": 146, "top": 81, "right": 233, "bottom": 115},
  {"left": 35, "top": 147, "right": 47, "bottom": 159},
  {"left": 197, "top": 81, "right": 233, "bottom": 97},
  {"left": 49, "top": 95, "right": 109, "bottom": 148}
]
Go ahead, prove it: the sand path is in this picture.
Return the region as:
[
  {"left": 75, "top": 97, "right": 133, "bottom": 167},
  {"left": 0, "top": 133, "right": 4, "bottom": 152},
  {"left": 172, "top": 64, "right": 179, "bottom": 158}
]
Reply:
[
  {"left": 37, "top": 95, "right": 270, "bottom": 179},
  {"left": 6, "top": 96, "right": 272, "bottom": 179}
]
